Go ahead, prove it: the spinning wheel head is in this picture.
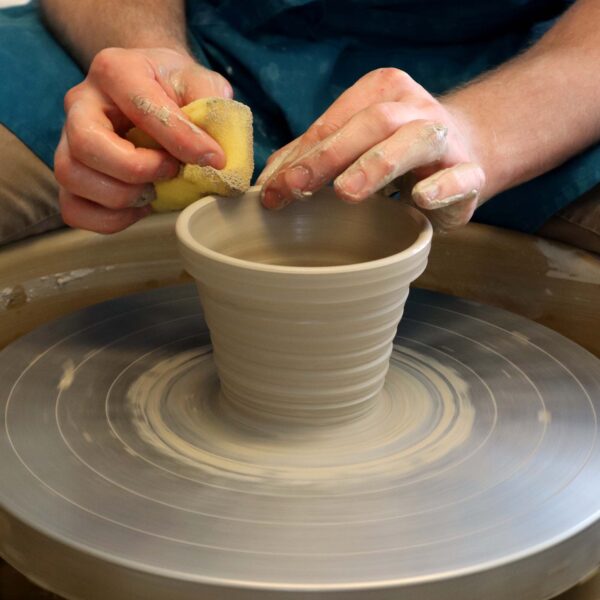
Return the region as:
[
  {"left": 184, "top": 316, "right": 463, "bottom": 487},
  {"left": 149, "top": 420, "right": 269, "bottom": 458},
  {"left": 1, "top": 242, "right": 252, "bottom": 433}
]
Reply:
[{"left": 1, "top": 284, "right": 599, "bottom": 600}]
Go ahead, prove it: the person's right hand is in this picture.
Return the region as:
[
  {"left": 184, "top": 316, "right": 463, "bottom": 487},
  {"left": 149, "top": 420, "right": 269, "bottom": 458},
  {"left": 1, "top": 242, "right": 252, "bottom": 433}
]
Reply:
[{"left": 54, "top": 47, "right": 233, "bottom": 233}]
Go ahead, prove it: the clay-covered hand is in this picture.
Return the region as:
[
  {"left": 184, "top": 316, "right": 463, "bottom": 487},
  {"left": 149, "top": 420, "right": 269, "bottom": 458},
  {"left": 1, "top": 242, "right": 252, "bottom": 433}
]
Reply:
[
  {"left": 258, "top": 68, "right": 485, "bottom": 229},
  {"left": 54, "top": 47, "right": 232, "bottom": 233}
]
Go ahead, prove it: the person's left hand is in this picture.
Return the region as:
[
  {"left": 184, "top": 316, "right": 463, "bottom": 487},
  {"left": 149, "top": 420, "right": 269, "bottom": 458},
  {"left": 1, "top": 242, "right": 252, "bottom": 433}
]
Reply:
[{"left": 258, "top": 68, "right": 486, "bottom": 229}]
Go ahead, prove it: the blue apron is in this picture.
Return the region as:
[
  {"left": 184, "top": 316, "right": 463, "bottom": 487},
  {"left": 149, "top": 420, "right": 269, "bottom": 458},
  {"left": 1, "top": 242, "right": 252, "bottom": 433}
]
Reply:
[{"left": 1, "top": 0, "right": 597, "bottom": 233}]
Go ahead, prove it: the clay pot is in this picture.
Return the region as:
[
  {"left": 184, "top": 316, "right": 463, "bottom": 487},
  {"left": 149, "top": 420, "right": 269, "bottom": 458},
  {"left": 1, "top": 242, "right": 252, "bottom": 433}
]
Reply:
[{"left": 176, "top": 187, "right": 432, "bottom": 425}]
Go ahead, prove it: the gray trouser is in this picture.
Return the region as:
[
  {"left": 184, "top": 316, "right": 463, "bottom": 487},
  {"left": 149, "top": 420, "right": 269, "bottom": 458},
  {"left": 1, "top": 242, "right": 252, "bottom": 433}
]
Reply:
[{"left": 0, "top": 124, "right": 62, "bottom": 246}]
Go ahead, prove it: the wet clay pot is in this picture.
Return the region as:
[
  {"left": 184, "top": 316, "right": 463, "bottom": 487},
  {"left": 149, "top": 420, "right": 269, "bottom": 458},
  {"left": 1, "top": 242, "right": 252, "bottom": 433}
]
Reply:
[{"left": 176, "top": 187, "right": 432, "bottom": 425}]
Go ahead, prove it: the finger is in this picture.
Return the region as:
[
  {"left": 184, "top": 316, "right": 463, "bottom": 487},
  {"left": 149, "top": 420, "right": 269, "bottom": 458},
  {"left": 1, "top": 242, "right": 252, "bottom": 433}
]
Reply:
[
  {"left": 256, "top": 139, "right": 300, "bottom": 185},
  {"left": 300, "top": 68, "right": 424, "bottom": 149},
  {"left": 422, "top": 198, "right": 478, "bottom": 231},
  {"left": 59, "top": 188, "right": 151, "bottom": 234},
  {"left": 262, "top": 102, "right": 422, "bottom": 208},
  {"left": 411, "top": 162, "right": 485, "bottom": 210},
  {"left": 172, "top": 64, "right": 234, "bottom": 104},
  {"left": 91, "top": 49, "right": 225, "bottom": 167},
  {"left": 261, "top": 69, "right": 425, "bottom": 193},
  {"left": 64, "top": 83, "right": 132, "bottom": 134},
  {"left": 257, "top": 138, "right": 310, "bottom": 189},
  {"left": 65, "top": 99, "right": 181, "bottom": 184},
  {"left": 54, "top": 134, "right": 156, "bottom": 209},
  {"left": 331, "top": 120, "right": 448, "bottom": 203},
  {"left": 410, "top": 162, "right": 485, "bottom": 231}
]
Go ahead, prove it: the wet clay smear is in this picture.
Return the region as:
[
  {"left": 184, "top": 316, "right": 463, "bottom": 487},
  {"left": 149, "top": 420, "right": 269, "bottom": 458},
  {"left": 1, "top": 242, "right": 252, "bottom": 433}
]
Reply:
[{"left": 126, "top": 345, "right": 475, "bottom": 493}]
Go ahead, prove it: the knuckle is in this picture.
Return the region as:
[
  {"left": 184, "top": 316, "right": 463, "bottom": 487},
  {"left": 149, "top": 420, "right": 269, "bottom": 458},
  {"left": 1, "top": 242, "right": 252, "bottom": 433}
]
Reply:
[
  {"left": 63, "top": 85, "right": 83, "bottom": 111},
  {"left": 314, "top": 120, "right": 339, "bottom": 140},
  {"left": 420, "top": 121, "right": 449, "bottom": 154},
  {"left": 359, "top": 147, "right": 396, "bottom": 181},
  {"left": 125, "top": 159, "right": 151, "bottom": 183},
  {"left": 315, "top": 142, "right": 343, "bottom": 169},
  {"left": 376, "top": 153, "right": 397, "bottom": 178},
  {"left": 411, "top": 95, "right": 440, "bottom": 114},
  {"left": 374, "top": 67, "right": 413, "bottom": 89},
  {"left": 366, "top": 102, "right": 401, "bottom": 134},
  {"left": 90, "top": 47, "right": 122, "bottom": 81},
  {"left": 305, "top": 119, "right": 339, "bottom": 146},
  {"left": 53, "top": 152, "right": 72, "bottom": 186},
  {"left": 66, "top": 124, "right": 94, "bottom": 162}
]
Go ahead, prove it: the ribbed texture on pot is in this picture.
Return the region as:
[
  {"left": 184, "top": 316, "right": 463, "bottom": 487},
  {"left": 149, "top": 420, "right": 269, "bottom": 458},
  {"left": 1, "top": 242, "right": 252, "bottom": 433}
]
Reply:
[{"left": 177, "top": 189, "right": 431, "bottom": 426}]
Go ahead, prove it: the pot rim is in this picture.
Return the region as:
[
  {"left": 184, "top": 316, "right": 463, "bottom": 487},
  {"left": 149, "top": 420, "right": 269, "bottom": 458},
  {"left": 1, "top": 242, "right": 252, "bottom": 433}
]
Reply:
[{"left": 176, "top": 187, "right": 432, "bottom": 275}]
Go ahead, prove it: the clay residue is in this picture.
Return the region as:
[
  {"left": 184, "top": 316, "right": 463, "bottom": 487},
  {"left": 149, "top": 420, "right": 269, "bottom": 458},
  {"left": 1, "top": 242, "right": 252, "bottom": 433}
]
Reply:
[
  {"left": 336, "top": 123, "right": 448, "bottom": 201},
  {"left": 124, "top": 345, "right": 475, "bottom": 492},
  {"left": 0, "top": 285, "right": 27, "bottom": 310},
  {"left": 173, "top": 112, "right": 208, "bottom": 136},
  {"left": 168, "top": 69, "right": 187, "bottom": 100},
  {"left": 510, "top": 331, "right": 530, "bottom": 344},
  {"left": 57, "top": 359, "right": 76, "bottom": 393},
  {"left": 132, "top": 95, "right": 171, "bottom": 126},
  {"left": 537, "top": 409, "right": 552, "bottom": 425},
  {"left": 0, "top": 264, "right": 179, "bottom": 315},
  {"left": 291, "top": 189, "right": 313, "bottom": 201},
  {"left": 55, "top": 268, "right": 95, "bottom": 287},
  {"left": 537, "top": 239, "right": 600, "bottom": 285}
]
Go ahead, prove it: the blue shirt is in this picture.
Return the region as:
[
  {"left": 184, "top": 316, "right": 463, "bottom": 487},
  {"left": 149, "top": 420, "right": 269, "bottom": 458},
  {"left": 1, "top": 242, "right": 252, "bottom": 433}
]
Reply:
[{"left": 1, "top": 0, "right": 598, "bottom": 232}]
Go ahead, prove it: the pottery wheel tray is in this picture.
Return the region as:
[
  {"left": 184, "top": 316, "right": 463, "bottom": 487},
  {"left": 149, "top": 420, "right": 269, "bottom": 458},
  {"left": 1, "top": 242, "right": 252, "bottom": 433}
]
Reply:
[{"left": 1, "top": 285, "right": 599, "bottom": 600}]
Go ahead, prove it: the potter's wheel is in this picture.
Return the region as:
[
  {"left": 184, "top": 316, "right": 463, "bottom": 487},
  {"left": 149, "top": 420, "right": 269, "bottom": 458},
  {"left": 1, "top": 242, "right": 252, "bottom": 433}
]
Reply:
[{"left": 1, "top": 285, "right": 599, "bottom": 600}]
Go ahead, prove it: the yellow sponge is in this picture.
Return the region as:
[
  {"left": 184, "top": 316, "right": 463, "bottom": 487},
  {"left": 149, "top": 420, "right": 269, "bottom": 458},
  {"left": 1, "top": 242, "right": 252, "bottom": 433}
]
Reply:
[{"left": 127, "top": 97, "right": 254, "bottom": 213}]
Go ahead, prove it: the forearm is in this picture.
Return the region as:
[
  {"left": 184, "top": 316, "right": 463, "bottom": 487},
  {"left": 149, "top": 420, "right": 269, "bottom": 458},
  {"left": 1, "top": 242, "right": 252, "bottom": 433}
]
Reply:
[
  {"left": 443, "top": 0, "right": 600, "bottom": 201},
  {"left": 40, "top": 0, "right": 190, "bottom": 69}
]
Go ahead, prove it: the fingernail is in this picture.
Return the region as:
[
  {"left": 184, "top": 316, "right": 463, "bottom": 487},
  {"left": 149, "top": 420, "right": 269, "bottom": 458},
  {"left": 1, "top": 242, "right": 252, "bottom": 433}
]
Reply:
[
  {"left": 198, "top": 152, "right": 217, "bottom": 167},
  {"left": 426, "top": 188, "right": 479, "bottom": 209},
  {"left": 416, "top": 182, "right": 439, "bottom": 203},
  {"left": 262, "top": 188, "right": 285, "bottom": 209},
  {"left": 293, "top": 189, "right": 313, "bottom": 201},
  {"left": 130, "top": 184, "right": 156, "bottom": 207},
  {"left": 223, "top": 84, "right": 234, "bottom": 99},
  {"left": 285, "top": 165, "right": 311, "bottom": 192},
  {"left": 337, "top": 169, "right": 366, "bottom": 196},
  {"left": 413, "top": 185, "right": 479, "bottom": 210},
  {"left": 157, "top": 162, "right": 179, "bottom": 181}
]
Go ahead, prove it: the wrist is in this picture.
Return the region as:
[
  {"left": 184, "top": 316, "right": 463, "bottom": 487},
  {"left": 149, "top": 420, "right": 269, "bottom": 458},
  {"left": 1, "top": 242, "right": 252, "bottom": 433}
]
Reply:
[{"left": 442, "top": 98, "right": 506, "bottom": 203}]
